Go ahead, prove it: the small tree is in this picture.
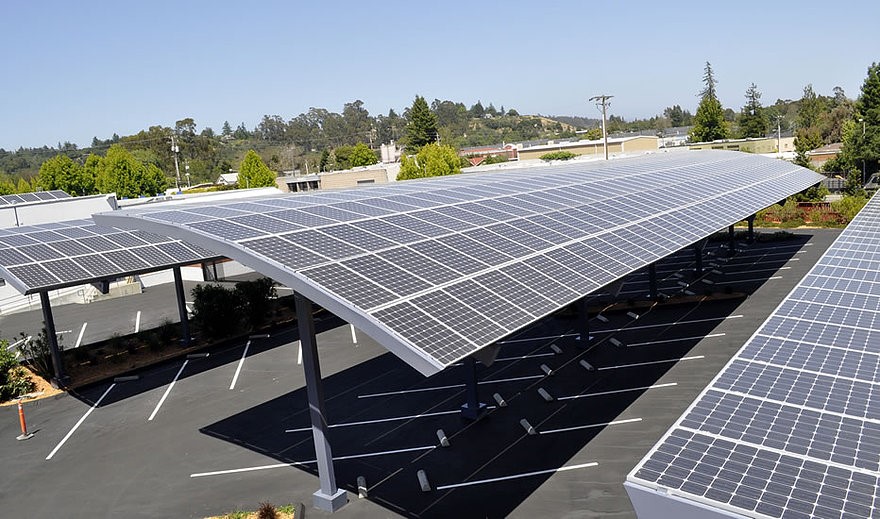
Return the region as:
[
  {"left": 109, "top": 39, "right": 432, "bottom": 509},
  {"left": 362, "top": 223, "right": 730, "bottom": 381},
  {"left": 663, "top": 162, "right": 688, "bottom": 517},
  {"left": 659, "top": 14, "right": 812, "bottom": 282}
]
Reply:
[
  {"left": 738, "top": 83, "right": 768, "bottom": 138},
  {"left": 349, "top": 142, "right": 378, "bottom": 167},
  {"left": 17, "top": 328, "right": 60, "bottom": 380},
  {"left": 404, "top": 95, "right": 439, "bottom": 152},
  {"left": 540, "top": 151, "right": 578, "bottom": 161},
  {"left": 238, "top": 150, "right": 276, "bottom": 188},
  {"left": 689, "top": 62, "right": 730, "bottom": 142},
  {"left": 397, "top": 143, "right": 461, "bottom": 180}
]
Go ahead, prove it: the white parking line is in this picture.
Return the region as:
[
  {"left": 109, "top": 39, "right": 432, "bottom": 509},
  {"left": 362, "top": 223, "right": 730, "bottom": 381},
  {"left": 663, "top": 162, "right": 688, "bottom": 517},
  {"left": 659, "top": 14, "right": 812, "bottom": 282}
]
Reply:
[
  {"left": 134, "top": 310, "right": 141, "bottom": 333},
  {"left": 296, "top": 340, "right": 302, "bottom": 365},
  {"left": 350, "top": 324, "right": 358, "bottom": 345},
  {"left": 539, "top": 417, "right": 643, "bottom": 435},
  {"left": 435, "top": 461, "right": 599, "bottom": 490},
  {"left": 229, "top": 340, "right": 251, "bottom": 390},
  {"left": 46, "top": 383, "right": 116, "bottom": 460},
  {"left": 627, "top": 333, "right": 726, "bottom": 347},
  {"left": 722, "top": 266, "right": 791, "bottom": 275},
  {"left": 190, "top": 445, "right": 435, "bottom": 478},
  {"left": 452, "top": 352, "right": 555, "bottom": 367},
  {"left": 75, "top": 322, "right": 88, "bottom": 348},
  {"left": 557, "top": 382, "right": 678, "bottom": 401},
  {"left": 593, "top": 315, "right": 742, "bottom": 334},
  {"left": 148, "top": 360, "right": 188, "bottom": 421},
  {"left": 497, "top": 333, "right": 578, "bottom": 345},
  {"left": 715, "top": 276, "right": 782, "bottom": 285},
  {"left": 285, "top": 407, "right": 478, "bottom": 433},
  {"left": 598, "top": 355, "right": 704, "bottom": 371},
  {"left": 358, "top": 374, "right": 544, "bottom": 399}
]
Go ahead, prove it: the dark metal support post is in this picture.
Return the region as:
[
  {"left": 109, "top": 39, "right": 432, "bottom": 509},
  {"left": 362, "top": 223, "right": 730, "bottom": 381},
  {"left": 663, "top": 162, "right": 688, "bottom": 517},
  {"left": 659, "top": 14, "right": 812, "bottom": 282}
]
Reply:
[
  {"left": 39, "top": 291, "right": 69, "bottom": 387},
  {"left": 747, "top": 214, "right": 756, "bottom": 243},
  {"left": 648, "top": 263, "right": 658, "bottom": 300},
  {"left": 727, "top": 225, "right": 736, "bottom": 257},
  {"left": 295, "top": 293, "right": 348, "bottom": 512},
  {"left": 173, "top": 267, "right": 191, "bottom": 347},
  {"left": 576, "top": 297, "right": 590, "bottom": 346},
  {"left": 460, "top": 356, "right": 486, "bottom": 420}
]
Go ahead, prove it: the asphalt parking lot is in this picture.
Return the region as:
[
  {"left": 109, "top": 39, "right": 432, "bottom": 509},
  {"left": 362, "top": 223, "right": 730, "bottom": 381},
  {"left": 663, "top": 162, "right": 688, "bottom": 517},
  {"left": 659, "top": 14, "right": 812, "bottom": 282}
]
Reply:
[{"left": 0, "top": 228, "right": 840, "bottom": 518}]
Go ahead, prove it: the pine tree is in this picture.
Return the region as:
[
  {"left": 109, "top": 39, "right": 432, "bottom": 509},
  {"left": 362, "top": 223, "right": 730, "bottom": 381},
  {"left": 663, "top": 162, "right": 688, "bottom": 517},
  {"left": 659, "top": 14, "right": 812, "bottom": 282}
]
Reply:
[
  {"left": 238, "top": 150, "right": 276, "bottom": 188},
  {"left": 689, "top": 62, "right": 730, "bottom": 143},
  {"left": 404, "top": 95, "right": 439, "bottom": 152},
  {"left": 738, "top": 83, "right": 768, "bottom": 138}
]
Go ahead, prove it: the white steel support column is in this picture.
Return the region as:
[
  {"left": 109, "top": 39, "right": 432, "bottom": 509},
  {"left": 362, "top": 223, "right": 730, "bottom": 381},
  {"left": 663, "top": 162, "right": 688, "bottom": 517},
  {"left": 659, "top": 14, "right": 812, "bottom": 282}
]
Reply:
[{"left": 295, "top": 293, "right": 348, "bottom": 512}]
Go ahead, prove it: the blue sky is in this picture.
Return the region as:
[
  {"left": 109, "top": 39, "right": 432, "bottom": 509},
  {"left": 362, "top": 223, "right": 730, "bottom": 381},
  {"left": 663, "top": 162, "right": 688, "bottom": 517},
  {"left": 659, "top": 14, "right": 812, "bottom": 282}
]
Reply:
[{"left": 1, "top": 1, "right": 877, "bottom": 150}]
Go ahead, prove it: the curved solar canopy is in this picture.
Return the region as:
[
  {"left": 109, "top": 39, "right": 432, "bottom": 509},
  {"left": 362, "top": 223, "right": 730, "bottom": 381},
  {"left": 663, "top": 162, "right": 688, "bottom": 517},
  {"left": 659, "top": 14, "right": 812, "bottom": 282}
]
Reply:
[
  {"left": 627, "top": 193, "right": 880, "bottom": 517},
  {"left": 0, "top": 219, "right": 219, "bottom": 295},
  {"left": 95, "top": 151, "right": 823, "bottom": 376}
]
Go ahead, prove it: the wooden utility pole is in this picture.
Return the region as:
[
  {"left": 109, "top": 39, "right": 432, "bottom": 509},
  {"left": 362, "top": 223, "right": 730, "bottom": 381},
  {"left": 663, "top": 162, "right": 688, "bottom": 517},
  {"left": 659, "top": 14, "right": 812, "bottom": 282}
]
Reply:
[{"left": 590, "top": 95, "right": 614, "bottom": 160}]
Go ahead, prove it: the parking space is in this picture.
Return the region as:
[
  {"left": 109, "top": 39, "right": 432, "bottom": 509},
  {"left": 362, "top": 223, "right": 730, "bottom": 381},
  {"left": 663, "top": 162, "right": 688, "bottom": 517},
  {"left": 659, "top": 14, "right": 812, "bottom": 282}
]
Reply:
[{"left": 0, "top": 229, "right": 840, "bottom": 518}]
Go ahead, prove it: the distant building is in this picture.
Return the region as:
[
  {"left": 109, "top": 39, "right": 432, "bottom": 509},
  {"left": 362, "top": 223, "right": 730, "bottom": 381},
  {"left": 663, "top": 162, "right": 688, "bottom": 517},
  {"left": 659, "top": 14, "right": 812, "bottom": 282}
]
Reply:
[
  {"left": 807, "top": 142, "right": 843, "bottom": 169},
  {"left": 216, "top": 172, "right": 238, "bottom": 185},
  {"left": 515, "top": 135, "right": 659, "bottom": 161},
  {"left": 380, "top": 142, "right": 403, "bottom": 163},
  {"left": 276, "top": 163, "right": 400, "bottom": 193},
  {"left": 458, "top": 144, "right": 518, "bottom": 166},
  {"left": 688, "top": 136, "right": 795, "bottom": 155}
]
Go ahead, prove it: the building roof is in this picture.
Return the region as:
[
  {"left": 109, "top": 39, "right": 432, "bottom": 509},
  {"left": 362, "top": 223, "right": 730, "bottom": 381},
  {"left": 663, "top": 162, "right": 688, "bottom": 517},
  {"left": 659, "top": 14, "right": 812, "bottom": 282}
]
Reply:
[
  {"left": 518, "top": 135, "right": 657, "bottom": 152},
  {"left": 95, "top": 151, "right": 821, "bottom": 377}
]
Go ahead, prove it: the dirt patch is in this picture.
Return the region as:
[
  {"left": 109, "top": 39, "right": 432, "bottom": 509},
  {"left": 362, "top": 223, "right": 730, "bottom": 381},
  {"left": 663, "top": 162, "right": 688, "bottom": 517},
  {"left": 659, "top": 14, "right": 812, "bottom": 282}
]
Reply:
[{"left": 0, "top": 366, "right": 64, "bottom": 406}]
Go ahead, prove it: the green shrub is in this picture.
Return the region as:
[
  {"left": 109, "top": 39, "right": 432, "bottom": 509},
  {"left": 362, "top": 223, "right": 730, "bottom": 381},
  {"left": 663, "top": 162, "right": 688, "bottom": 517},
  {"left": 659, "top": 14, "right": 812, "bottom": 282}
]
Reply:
[
  {"left": 191, "top": 283, "right": 242, "bottom": 339},
  {"left": 539, "top": 151, "right": 578, "bottom": 161},
  {"left": 235, "top": 278, "right": 277, "bottom": 330},
  {"left": 158, "top": 319, "right": 176, "bottom": 344},
  {"left": 17, "top": 328, "right": 60, "bottom": 380},
  {"left": 832, "top": 195, "right": 869, "bottom": 222},
  {"left": 0, "top": 342, "right": 35, "bottom": 401}
]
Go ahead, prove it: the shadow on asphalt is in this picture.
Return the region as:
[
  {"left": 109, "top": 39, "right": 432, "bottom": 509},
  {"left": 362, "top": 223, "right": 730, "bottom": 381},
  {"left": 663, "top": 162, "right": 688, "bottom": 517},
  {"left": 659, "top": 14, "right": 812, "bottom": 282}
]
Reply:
[
  {"left": 51, "top": 232, "right": 813, "bottom": 517},
  {"left": 194, "top": 234, "right": 812, "bottom": 518}
]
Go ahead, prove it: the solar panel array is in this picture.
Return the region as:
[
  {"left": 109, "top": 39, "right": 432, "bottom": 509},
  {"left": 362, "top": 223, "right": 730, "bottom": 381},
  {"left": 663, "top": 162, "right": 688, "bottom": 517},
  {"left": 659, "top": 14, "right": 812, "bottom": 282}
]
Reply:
[
  {"left": 0, "top": 190, "right": 70, "bottom": 206},
  {"left": 0, "top": 219, "right": 218, "bottom": 294},
  {"left": 628, "top": 192, "right": 880, "bottom": 518},
  {"left": 98, "top": 151, "right": 822, "bottom": 375}
]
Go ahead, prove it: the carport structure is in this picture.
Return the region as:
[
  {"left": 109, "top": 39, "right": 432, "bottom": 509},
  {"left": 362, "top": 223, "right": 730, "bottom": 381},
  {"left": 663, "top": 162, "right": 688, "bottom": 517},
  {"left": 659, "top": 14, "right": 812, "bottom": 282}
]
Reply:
[
  {"left": 96, "top": 150, "right": 822, "bottom": 511},
  {"left": 0, "top": 218, "right": 220, "bottom": 384}
]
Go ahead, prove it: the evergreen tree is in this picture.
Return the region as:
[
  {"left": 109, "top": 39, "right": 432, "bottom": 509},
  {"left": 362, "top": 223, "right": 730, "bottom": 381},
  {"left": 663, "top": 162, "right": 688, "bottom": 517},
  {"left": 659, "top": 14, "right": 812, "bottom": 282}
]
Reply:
[
  {"left": 238, "top": 150, "right": 275, "bottom": 188},
  {"left": 404, "top": 95, "right": 439, "bottom": 152},
  {"left": 221, "top": 121, "right": 233, "bottom": 137},
  {"left": 689, "top": 62, "right": 730, "bottom": 142},
  {"left": 738, "top": 83, "right": 768, "bottom": 138}
]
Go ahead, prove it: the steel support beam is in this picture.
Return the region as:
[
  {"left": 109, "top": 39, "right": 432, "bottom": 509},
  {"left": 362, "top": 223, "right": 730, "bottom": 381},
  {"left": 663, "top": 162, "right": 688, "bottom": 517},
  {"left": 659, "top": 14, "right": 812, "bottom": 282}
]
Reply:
[
  {"left": 576, "top": 297, "right": 590, "bottom": 346},
  {"left": 39, "top": 291, "right": 69, "bottom": 387},
  {"left": 173, "top": 267, "right": 191, "bottom": 347},
  {"left": 295, "top": 293, "right": 348, "bottom": 512},
  {"left": 747, "top": 214, "right": 756, "bottom": 242},
  {"left": 460, "top": 356, "right": 486, "bottom": 420},
  {"left": 727, "top": 225, "right": 736, "bottom": 257},
  {"left": 648, "top": 263, "right": 658, "bottom": 300}
]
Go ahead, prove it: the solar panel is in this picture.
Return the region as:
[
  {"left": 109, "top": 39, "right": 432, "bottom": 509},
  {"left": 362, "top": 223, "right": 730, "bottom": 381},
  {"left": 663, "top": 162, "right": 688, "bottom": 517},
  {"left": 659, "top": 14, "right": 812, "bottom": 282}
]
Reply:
[
  {"left": 626, "top": 192, "right": 880, "bottom": 519},
  {"left": 0, "top": 190, "right": 70, "bottom": 206},
  {"left": 0, "top": 219, "right": 219, "bottom": 294},
  {"left": 96, "top": 151, "right": 822, "bottom": 376}
]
